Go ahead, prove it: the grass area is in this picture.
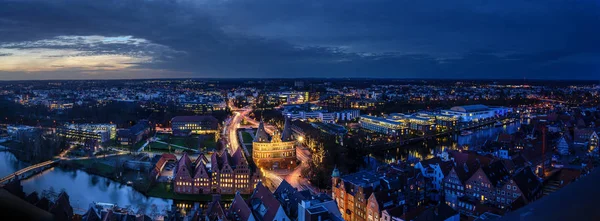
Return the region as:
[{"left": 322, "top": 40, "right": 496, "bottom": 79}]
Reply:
[
  {"left": 146, "top": 183, "right": 245, "bottom": 201},
  {"left": 153, "top": 134, "right": 217, "bottom": 151},
  {"left": 156, "top": 133, "right": 170, "bottom": 140},
  {"left": 115, "top": 141, "right": 146, "bottom": 151},
  {"left": 201, "top": 139, "right": 217, "bottom": 150},
  {"left": 148, "top": 141, "right": 171, "bottom": 150},
  {"left": 71, "top": 158, "right": 116, "bottom": 178},
  {"left": 241, "top": 132, "right": 254, "bottom": 143}
]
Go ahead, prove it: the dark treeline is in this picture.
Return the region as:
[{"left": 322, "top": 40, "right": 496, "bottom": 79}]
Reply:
[{"left": 0, "top": 98, "right": 230, "bottom": 128}]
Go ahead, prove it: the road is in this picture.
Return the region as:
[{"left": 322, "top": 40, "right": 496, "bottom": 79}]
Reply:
[
  {"left": 223, "top": 105, "right": 319, "bottom": 192},
  {"left": 224, "top": 108, "right": 252, "bottom": 153},
  {"left": 285, "top": 144, "right": 321, "bottom": 193}
]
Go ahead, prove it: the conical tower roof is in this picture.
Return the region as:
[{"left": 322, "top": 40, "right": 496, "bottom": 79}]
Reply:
[
  {"left": 281, "top": 117, "right": 293, "bottom": 141},
  {"left": 254, "top": 120, "right": 270, "bottom": 142}
]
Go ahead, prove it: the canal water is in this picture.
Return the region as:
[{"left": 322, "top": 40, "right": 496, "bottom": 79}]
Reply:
[
  {"left": 0, "top": 150, "right": 172, "bottom": 214},
  {"left": 0, "top": 150, "right": 29, "bottom": 178},
  {"left": 374, "top": 120, "right": 524, "bottom": 163}
]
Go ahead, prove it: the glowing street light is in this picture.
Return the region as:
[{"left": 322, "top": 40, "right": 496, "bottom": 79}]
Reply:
[{"left": 297, "top": 136, "right": 304, "bottom": 142}]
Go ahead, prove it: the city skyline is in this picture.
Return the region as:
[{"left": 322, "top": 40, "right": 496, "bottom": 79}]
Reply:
[{"left": 1, "top": 0, "right": 600, "bottom": 80}]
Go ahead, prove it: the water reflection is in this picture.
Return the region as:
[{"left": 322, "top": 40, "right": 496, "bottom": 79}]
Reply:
[
  {"left": 0, "top": 150, "right": 29, "bottom": 178},
  {"left": 374, "top": 121, "right": 522, "bottom": 163},
  {"left": 21, "top": 167, "right": 172, "bottom": 214}
]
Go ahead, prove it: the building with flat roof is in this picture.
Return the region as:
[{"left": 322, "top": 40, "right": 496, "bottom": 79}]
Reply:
[
  {"left": 171, "top": 115, "right": 219, "bottom": 136},
  {"left": 57, "top": 123, "right": 115, "bottom": 144},
  {"left": 441, "top": 105, "right": 512, "bottom": 123},
  {"left": 359, "top": 115, "right": 407, "bottom": 136},
  {"left": 116, "top": 120, "right": 150, "bottom": 146}
]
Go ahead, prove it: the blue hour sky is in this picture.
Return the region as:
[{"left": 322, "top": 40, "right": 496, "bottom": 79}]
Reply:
[{"left": 0, "top": 0, "right": 599, "bottom": 80}]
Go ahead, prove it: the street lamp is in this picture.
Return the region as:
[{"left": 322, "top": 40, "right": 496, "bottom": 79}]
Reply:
[{"left": 297, "top": 136, "right": 304, "bottom": 143}]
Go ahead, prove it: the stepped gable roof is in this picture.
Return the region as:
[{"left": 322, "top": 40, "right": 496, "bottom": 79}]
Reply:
[
  {"left": 281, "top": 117, "right": 293, "bottom": 141},
  {"left": 512, "top": 167, "right": 542, "bottom": 202},
  {"left": 231, "top": 148, "right": 247, "bottom": 166},
  {"left": 193, "top": 159, "right": 211, "bottom": 179},
  {"left": 211, "top": 151, "right": 221, "bottom": 171},
  {"left": 194, "top": 153, "right": 209, "bottom": 167},
  {"left": 228, "top": 192, "right": 254, "bottom": 221},
  {"left": 49, "top": 192, "right": 73, "bottom": 221},
  {"left": 101, "top": 210, "right": 113, "bottom": 221},
  {"left": 206, "top": 200, "right": 227, "bottom": 221},
  {"left": 176, "top": 152, "right": 193, "bottom": 179},
  {"left": 482, "top": 161, "right": 510, "bottom": 187},
  {"left": 221, "top": 149, "right": 233, "bottom": 169},
  {"left": 250, "top": 182, "right": 282, "bottom": 221},
  {"left": 254, "top": 120, "right": 270, "bottom": 142},
  {"left": 82, "top": 206, "right": 101, "bottom": 221},
  {"left": 449, "top": 151, "right": 493, "bottom": 182}
]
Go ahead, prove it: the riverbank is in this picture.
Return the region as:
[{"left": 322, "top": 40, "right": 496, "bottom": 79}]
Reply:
[
  {"left": 146, "top": 183, "right": 245, "bottom": 201},
  {"left": 61, "top": 158, "right": 244, "bottom": 202}
]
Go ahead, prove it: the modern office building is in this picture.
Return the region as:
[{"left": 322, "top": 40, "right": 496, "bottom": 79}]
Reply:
[
  {"left": 179, "top": 102, "right": 226, "bottom": 114},
  {"left": 252, "top": 117, "right": 297, "bottom": 169},
  {"left": 359, "top": 115, "right": 407, "bottom": 136},
  {"left": 171, "top": 115, "right": 219, "bottom": 136},
  {"left": 441, "top": 105, "right": 512, "bottom": 123},
  {"left": 57, "top": 123, "right": 116, "bottom": 144},
  {"left": 116, "top": 120, "right": 151, "bottom": 146},
  {"left": 283, "top": 108, "right": 360, "bottom": 123}
]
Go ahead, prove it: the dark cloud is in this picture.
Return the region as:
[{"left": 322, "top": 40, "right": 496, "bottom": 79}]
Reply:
[{"left": 0, "top": 0, "right": 599, "bottom": 79}]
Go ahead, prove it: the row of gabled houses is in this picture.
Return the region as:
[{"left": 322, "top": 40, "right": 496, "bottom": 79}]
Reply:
[
  {"left": 440, "top": 151, "right": 544, "bottom": 217},
  {"left": 334, "top": 132, "right": 597, "bottom": 221},
  {"left": 166, "top": 148, "right": 261, "bottom": 195},
  {"left": 331, "top": 162, "right": 460, "bottom": 221},
  {"left": 202, "top": 180, "right": 342, "bottom": 221}
]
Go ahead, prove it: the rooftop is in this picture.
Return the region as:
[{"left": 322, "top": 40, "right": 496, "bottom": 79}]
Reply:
[
  {"left": 449, "top": 104, "right": 490, "bottom": 113},
  {"left": 498, "top": 169, "right": 600, "bottom": 221},
  {"left": 341, "top": 170, "right": 381, "bottom": 188}
]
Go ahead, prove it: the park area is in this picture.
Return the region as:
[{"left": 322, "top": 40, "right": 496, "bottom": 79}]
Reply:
[{"left": 147, "top": 133, "right": 217, "bottom": 153}]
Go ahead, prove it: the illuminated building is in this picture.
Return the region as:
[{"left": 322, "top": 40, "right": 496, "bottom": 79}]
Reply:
[
  {"left": 57, "top": 123, "right": 116, "bottom": 144},
  {"left": 171, "top": 115, "right": 219, "bottom": 136},
  {"left": 252, "top": 117, "right": 297, "bottom": 169},
  {"left": 116, "top": 120, "right": 151, "bottom": 146},
  {"left": 173, "top": 150, "right": 260, "bottom": 195},
  {"left": 441, "top": 105, "right": 512, "bottom": 123},
  {"left": 179, "top": 102, "right": 226, "bottom": 114},
  {"left": 359, "top": 115, "right": 408, "bottom": 136}
]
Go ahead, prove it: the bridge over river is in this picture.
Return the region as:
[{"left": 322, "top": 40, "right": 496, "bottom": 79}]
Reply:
[{"left": 0, "top": 160, "right": 59, "bottom": 186}]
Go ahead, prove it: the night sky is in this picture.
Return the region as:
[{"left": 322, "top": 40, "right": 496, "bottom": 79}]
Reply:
[{"left": 0, "top": 0, "right": 599, "bottom": 80}]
